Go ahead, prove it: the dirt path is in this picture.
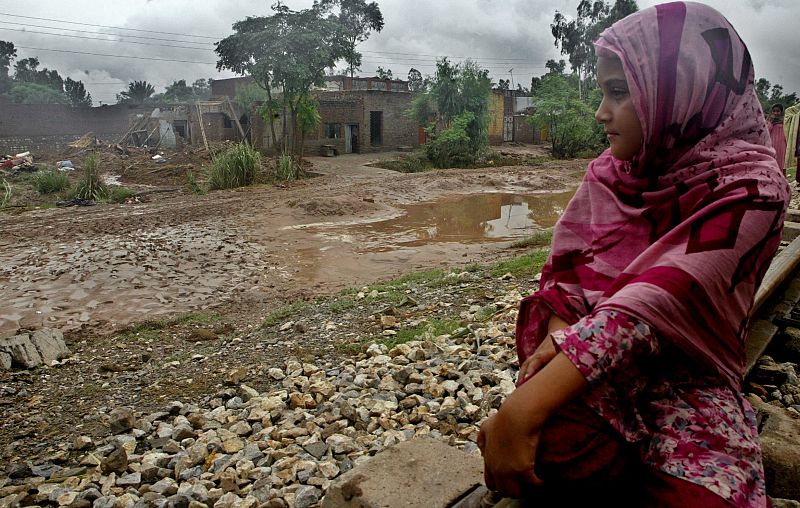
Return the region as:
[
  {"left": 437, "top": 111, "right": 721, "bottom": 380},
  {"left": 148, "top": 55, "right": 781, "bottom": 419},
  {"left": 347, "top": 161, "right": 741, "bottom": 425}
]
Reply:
[{"left": 0, "top": 150, "right": 585, "bottom": 336}]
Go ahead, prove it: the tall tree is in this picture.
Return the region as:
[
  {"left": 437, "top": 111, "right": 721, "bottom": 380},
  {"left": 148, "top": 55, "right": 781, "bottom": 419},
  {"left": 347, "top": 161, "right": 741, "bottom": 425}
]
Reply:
[
  {"left": 755, "top": 77, "right": 798, "bottom": 113},
  {"left": 192, "top": 78, "right": 213, "bottom": 100},
  {"left": 0, "top": 40, "right": 16, "bottom": 93},
  {"left": 13, "top": 57, "right": 64, "bottom": 91},
  {"left": 164, "top": 79, "right": 195, "bottom": 102},
  {"left": 316, "top": 0, "right": 384, "bottom": 78},
  {"left": 551, "top": 0, "right": 637, "bottom": 99},
  {"left": 64, "top": 78, "right": 92, "bottom": 107},
  {"left": 216, "top": 2, "right": 348, "bottom": 155},
  {"left": 117, "top": 80, "right": 156, "bottom": 104},
  {"left": 375, "top": 66, "right": 393, "bottom": 80},
  {"left": 407, "top": 67, "right": 424, "bottom": 92},
  {"left": 545, "top": 59, "right": 567, "bottom": 75},
  {"left": 409, "top": 58, "right": 492, "bottom": 163}
]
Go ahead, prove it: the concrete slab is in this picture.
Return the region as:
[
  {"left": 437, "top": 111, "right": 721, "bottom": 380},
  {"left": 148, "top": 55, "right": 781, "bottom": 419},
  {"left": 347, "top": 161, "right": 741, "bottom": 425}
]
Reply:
[{"left": 321, "top": 438, "right": 484, "bottom": 508}]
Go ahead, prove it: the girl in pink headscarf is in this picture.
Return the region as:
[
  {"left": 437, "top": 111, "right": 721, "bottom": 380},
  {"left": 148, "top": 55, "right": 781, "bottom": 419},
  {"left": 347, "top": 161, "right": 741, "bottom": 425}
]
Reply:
[
  {"left": 478, "top": 2, "right": 789, "bottom": 506},
  {"left": 768, "top": 103, "right": 787, "bottom": 174}
]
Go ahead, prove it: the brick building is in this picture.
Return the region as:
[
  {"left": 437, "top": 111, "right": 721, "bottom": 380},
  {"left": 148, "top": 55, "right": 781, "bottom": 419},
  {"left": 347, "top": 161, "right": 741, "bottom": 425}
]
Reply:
[{"left": 249, "top": 89, "right": 418, "bottom": 155}]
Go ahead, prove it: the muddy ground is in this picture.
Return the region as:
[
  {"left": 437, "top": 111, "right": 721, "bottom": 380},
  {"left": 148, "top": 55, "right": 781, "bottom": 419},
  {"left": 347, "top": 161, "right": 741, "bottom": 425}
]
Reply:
[{"left": 0, "top": 144, "right": 586, "bottom": 463}]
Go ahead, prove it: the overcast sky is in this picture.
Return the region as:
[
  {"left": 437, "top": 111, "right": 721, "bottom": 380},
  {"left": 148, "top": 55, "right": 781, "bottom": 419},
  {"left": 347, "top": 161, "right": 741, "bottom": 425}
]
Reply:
[{"left": 1, "top": 0, "right": 797, "bottom": 106}]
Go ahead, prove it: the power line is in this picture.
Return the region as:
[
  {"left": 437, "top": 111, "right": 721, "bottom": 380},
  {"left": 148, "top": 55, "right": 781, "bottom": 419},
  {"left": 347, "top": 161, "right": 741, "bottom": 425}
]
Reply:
[
  {"left": 0, "top": 12, "right": 550, "bottom": 64},
  {"left": 0, "top": 12, "right": 220, "bottom": 40},
  {"left": 0, "top": 26, "right": 213, "bottom": 51},
  {"left": 15, "top": 46, "right": 218, "bottom": 65},
  {"left": 0, "top": 20, "right": 213, "bottom": 46}
]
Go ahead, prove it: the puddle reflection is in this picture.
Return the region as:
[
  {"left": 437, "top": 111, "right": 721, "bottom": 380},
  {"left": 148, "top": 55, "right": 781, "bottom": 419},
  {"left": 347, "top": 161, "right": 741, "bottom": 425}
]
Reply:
[{"left": 310, "top": 191, "right": 574, "bottom": 251}]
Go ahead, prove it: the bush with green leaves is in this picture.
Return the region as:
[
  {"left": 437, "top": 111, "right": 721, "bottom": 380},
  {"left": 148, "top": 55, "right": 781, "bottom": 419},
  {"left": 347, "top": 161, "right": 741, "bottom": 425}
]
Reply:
[
  {"left": 530, "top": 74, "right": 604, "bottom": 159},
  {"left": 408, "top": 58, "right": 492, "bottom": 167},
  {"left": 208, "top": 142, "right": 260, "bottom": 190},
  {"left": 424, "top": 112, "right": 477, "bottom": 168},
  {"left": 32, "top": 169, "right": 70, "bottom": 194},
  {"left": 72, "top": 153, "right": 108, "bottom": 201}
]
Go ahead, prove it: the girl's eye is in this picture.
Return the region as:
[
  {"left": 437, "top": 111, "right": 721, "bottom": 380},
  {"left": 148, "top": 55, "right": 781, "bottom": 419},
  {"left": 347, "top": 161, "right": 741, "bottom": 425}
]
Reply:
[{"left": 611, "top": 88, "right": 628, "bottom": 99}]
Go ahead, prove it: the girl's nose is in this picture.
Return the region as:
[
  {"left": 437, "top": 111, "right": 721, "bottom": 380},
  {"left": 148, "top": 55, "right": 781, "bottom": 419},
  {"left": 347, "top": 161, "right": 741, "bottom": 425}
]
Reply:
[{"left": 595, "top": 99, "right": 611, "bottom": 124}]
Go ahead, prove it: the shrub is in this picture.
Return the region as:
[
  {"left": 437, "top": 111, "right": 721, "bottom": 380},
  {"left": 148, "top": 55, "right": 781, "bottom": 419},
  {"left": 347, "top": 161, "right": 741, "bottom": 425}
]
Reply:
[
  {"left": 424, "top": 112, "right": 481, "bottom": 168},
  {"left": 531, "top": 74, "right": 604, "bottom": 159},
  {"left": 72, "top": 153, "right": 108, "bottom": 201},
  {"left": 208, "top": 143, "right": 260, "bottom": 190},
  {"left": 32, "top": 169, "right": 70, "bottom": 194},
  {"left": 276, "top": 153, "right": 298, "bottom": 181}
]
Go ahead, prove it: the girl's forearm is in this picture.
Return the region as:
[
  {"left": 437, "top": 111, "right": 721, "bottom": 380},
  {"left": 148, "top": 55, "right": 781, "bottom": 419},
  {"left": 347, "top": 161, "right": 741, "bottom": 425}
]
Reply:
[{"left": 502, "top": 352, "right": 588, "bottom": 432}]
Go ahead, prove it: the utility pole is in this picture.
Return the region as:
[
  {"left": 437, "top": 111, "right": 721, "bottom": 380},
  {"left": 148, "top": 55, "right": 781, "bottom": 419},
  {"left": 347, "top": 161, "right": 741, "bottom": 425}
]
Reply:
[{"left": 508, "top": 68, "right": 515, "bottom": 92}]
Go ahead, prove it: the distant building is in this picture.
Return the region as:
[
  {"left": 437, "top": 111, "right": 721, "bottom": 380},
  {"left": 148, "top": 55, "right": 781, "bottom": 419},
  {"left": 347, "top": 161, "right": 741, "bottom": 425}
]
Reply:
[{"left": 211, "top": 75, "right": 417, "bottom": 154}]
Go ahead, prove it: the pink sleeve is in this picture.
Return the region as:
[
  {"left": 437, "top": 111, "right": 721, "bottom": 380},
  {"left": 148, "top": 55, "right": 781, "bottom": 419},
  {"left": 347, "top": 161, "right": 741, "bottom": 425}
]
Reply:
[{"left": 550, "top": 310, "right": 660, "bottom": 384}]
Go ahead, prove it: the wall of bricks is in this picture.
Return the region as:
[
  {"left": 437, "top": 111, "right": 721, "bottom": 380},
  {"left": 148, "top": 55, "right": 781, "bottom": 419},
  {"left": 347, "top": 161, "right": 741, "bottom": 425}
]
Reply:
[
  {"left": 0, "top": 103, "right": 155, "bottom": 154},
  {"left": 210, "top": 77, "right": 254, "bottom": 99},
  {"left": 251, "top": 90, "right": 419, "bottom": 155},
  {"left": 361, "top": 91, "right": 417, "bottom": 151},
  {"left": 0, "top": 133, "right": 126, "bottom": 155}
]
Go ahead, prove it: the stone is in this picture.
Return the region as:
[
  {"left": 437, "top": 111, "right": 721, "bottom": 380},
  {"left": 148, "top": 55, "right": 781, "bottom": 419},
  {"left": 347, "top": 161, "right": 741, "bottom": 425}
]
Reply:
[
  {"left": 326, "top": 434, "right": 356, "bottom": 455},
  {"left": 303, "top": 441, "right": 329, "bottom": 460},
  {"left": 293, "top": 485, "right": 321, "bottom": 508},
  {"left": 109, "top": 408, "right": 136, "bottom": 434},
  {"left": 749, "top": 396, "right": 800, "bottom": 500},
  {"left": 74, "top": 435, "right": 94, "bottom": 451},
  {"left": 0, "top": 329, "right": 71, "bottom": 369},
  {"left": 6, "top": 462, "right": 31, "bottom": 478},
  {"left": 116, "top": 472, "right": 141, "bottom": 488},
  {"left": 322, "top": 438, "right": 483, "bottom": 508},
  {"left": 101, "top": 445, "right": 128, "bottom": 475},
  {"left": 149, "top": 478, "right": 178, "bottom": 496},
  {"left": 268, "top": 368, "right": 285, "bottom": 380}
]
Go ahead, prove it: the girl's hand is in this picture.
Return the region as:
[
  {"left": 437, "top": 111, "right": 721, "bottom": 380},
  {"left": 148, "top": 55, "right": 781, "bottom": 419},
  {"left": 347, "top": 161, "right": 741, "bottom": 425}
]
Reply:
[
  {"left": 478, "top": 399, "right": 544, "bottom": 498},
  {"left": 517, "top": 336, "right": 557, "bottom": 386}
]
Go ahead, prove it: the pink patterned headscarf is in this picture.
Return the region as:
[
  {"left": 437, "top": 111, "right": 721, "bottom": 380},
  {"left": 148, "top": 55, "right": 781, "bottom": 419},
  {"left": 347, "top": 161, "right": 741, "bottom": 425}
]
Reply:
[{"left": 517, "top": 2, "right": 790, "bottom": 388}]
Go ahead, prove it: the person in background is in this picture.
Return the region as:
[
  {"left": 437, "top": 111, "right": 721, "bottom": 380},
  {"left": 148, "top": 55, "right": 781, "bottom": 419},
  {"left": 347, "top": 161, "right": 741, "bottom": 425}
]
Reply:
[
  {"left": 478, "top": 2, "right": 790, "bottom": 506},
  {"left": 768, "top": 103, "right": 787, "bottom": 174}
]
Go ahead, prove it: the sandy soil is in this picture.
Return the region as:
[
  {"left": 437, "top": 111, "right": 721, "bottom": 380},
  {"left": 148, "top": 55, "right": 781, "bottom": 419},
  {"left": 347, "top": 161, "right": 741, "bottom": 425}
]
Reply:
[{"left": 0, "top": 147, "right": 587, "bottom": 337}]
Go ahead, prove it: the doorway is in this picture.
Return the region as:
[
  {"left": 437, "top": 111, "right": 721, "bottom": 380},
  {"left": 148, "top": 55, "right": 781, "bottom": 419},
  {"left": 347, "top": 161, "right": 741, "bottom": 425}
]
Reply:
[
  {"left": 370, "top": 111, "right": 382, "bottom": 146},
  {"left": 345, "top": 124, "right": 360, "bottom": 153}
]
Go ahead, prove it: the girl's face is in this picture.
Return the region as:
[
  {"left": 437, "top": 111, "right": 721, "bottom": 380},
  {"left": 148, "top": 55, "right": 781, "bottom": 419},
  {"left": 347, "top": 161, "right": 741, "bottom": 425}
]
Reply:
[
  {"left": 772, "top": 107, "right": 782, "bottom": 117},
  {"left": 595, "top": 55, "right": 643, "bottom": 162}
]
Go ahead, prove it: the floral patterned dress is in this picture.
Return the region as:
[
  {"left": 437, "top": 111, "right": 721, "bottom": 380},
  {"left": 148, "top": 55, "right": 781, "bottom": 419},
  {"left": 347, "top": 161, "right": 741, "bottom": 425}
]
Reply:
[{"left": 549, "top": 309, "right": 767, "bottom": 507}]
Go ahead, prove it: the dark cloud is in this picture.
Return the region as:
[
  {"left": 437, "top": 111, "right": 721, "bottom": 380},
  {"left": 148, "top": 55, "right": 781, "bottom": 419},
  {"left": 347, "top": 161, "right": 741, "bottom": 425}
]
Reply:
[{"left": 1, "top": 0, "right": 797, "bottom": 105}]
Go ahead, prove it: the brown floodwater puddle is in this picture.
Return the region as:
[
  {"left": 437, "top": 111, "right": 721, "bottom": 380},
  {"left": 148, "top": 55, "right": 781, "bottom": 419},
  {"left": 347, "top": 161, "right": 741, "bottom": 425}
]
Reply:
[{"left": 306, "top": 191, "right": 574, "bottom": 252}]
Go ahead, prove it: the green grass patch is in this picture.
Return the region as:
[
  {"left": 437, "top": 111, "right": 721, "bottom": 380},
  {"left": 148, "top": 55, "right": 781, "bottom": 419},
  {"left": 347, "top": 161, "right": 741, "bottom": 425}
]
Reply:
[
  {"left": 172, "top": 311, "right": 222, "bottom": 325},
  {"left": 368, "top": 151, "right": 433, "bottom": 173},
  {"left": 382, "top": 317, "right": 463, "bottom": 349},
  {"left": 208, "top": 143, "right": 260, "bottom": 190},
  {"left": 787, "top": 165, "right": 797, "bottom": 182},
  {"left": 328, "top": 297, "right": 357, "bottom": 313},
  {"left": 185, "top": 170, "right": 205, "bottom": 195},
  {"left": 261, "top": 301, "right": 307, "bottom": 328},
  {"left": 119, "top": 320, "right": 167, "bottom": 342},
  {"left": 510, "top": 229, "right": 553, "bottom": 249},
  {"left": 489, "top": 250, "right": 549, "bottom": 278},
  {"left": 107, "top": 187, "right": 137, "bottom": 203},
  {"left": 32, "top": 169, "right": 70, "bottom": 194}
]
